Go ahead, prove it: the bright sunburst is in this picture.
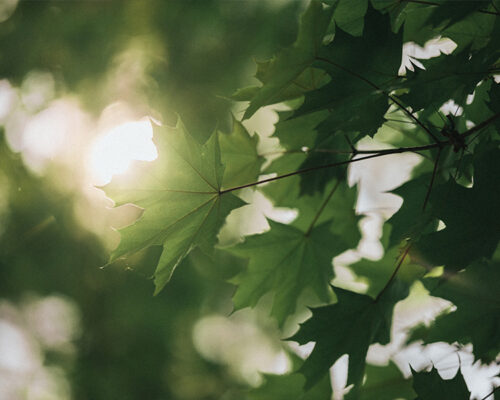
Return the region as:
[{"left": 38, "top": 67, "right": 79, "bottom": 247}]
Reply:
[{"left": 89, "top": 119, "right": 157, "bottom": 186}]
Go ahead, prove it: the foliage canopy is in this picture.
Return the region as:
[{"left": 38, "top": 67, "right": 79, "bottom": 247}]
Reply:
[
  {"left": 1, "top": 0, "right": 499, "bottom": 398},
  {"left": 100, "top": 0, "right": 500, "bottom": 398}
]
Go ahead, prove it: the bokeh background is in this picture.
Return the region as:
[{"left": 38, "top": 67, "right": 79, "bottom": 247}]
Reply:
[
  {"left": 0, "top": 1, "right": 304, "bottom": 399},
  {"left": 0, "top": 1, "right": 499, "bottom": 399}
]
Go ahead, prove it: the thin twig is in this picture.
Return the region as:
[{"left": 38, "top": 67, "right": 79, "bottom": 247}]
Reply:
[
  {"left": 461, "top": 112, "right": 500, "bottom": 138},
  {"left": 481, "top": 386, "right": 499, "bottom": 400},
  {"left": 219, "top": 114, "right": 498, "bottom": 195},
  {"left": 305, "top": 179, "right": 341, "bottom": 236},
  {"left": 477, "top": 9, "right": 500, "bottom": 16},
  {"left": 374, "top": 244, "right": 412, "bottom": 302},
  {"left": 391, "top": 94, "right": 441, "bottom": 143},
  {"left": 422, "top": 147, "right": 441, "bottom": 211}
]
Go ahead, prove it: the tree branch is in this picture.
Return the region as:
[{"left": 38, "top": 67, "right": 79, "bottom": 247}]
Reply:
[
  {"left": 219, "top": 114, "right": 498, "bottom": 195},
  {"left": 461, "top": 112, "right": 500, "bottom": 138}
]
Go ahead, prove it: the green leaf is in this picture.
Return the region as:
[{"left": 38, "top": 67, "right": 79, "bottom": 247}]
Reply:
[
  {"left": 272, "top": 110, "right": 329, "bottom": 150},
  {"left": 412, "top": 367, "right": 470, "bottom": 400},
  {"left": 402, "top": 2, "right": 496, "bottom": 50},
  {"left": 333, "top": 0, "right": 368, "bottom": 37},
  {"left": 410, "top": 260, "right": 500, "bottom": 363},
  {"left": 425, "top": 1, "right": 488, "bottom": 30},
  {"left": 386, "top": 174, "right": 436, "bottom": 248},
  {"left": 345, "top": 361, "right": 415, "bottom": 400},
  {"left": 219, "top": 118, "right": 264, "bottom": 189},
  {"left": 104, "top": 118, "right": 245, "bottom": 294},
  {"left": 487, "top": 81, "right": 500, "bottom": 134},
  {"left": 415, "top": 147, "right": 500, "bottom": 270},
  {"left": 243, "top": 0, "right": 334, "bottom": 119},
  {"left": 228, "top": 220, "right": 341, "bottom": 325},
  {"left": 298, "top": 135, "right": 350, "bottom": 195},
  {"left": 402, "top": 4, "right": 439, "bottom": 47},
  {"left": 442, "top": 9, "right": 497, "bottom": 51},
  {"left": 233, "top": 64, "right": 330, "bottom": 104},
  {"left": 290, "top": 282, "right": 409, "bottom": 390},
  {"left": 297, "top": 6, "right": 402, "bottom": 140},
  {"left": 270, "top": 110, "right": 352, "bottom": 194},
  {"left": 398, "top": 48, "right": 496, "bottom": 115},
  {"left": 249, "top": 372, "right": 331, "bottom": 400}
]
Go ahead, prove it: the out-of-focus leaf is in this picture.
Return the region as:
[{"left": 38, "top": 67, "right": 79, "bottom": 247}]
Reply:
[
  {"left": 333, "top": 0, "right": 368, "bottom": 37},
  {"left": 249, "top": 372, "right": 331, "bottom": 400},
  {"left": 243, "top": 0, "right": 334, "bottom": 119}
]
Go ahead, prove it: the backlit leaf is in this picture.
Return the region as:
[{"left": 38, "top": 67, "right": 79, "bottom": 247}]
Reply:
[{"left": 104, "top": 118, "right": 245, "bottom": 294}]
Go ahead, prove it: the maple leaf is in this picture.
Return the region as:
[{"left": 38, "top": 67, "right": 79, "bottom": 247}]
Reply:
[
  {"left": 296, "top": 5, "right": 402, "bottom": 140},
  {"left": 411, "top": 367, "right": 470, "bottom": 400},
  {"left": 402, "top": 1, "right": 497, "bottom": 51},
  {"left": 398, "top": 48, "right": 495, "bottom": 116},
  {"left": 228, "top": 220, "right": 341, "bottom": 326},
  {"left": 415, "top": 147, "right": 500, "bottom": 270},
  {"left": 410, "top": 260, "right": 500, "bottom": 363},
  {"left": 386, "top": 174, "right": 437, "bottom": 248},
  {"left": 268, "top": 110, "right": 350, "bottom": 195},
  {"left": 219, "top": 117, "right": 263, "bottom": 189},
  {"left": 231, "top": 64, "right": 330, "bottom": 104},
  {"left": 104, "top": 118, "right": 245, "bottom": 294},
  {"left": 242, "top": 0, "right": 334, "bottom": 119},
  {"left": 331, "top": 0, "right": 368, "bottom": 37},
  {"left": 290, "top": 282, "right": 408, "bottom": 390}
]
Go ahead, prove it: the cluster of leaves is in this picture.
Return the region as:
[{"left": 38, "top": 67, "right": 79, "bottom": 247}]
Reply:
[{"left": 104, "top": 0, "right": 499, "bottom": 398}]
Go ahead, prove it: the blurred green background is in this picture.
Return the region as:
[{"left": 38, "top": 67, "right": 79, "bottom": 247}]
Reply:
[{"left": 0, "top": 1, "right": 305, "bottom": 399}]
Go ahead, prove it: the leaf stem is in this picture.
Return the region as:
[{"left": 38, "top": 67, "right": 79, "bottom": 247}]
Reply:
[
  {"left": 305, "top": 179, "right": 341, "bottom": 236},
  {"left": 481, "top": 386, "right": 499, "bottom": 400},
  {"left": 422, "top": 147, "right": 441, "bottom": 211},
  {"left": 374, "top": 243, "right": 412, "bottom": 302}
]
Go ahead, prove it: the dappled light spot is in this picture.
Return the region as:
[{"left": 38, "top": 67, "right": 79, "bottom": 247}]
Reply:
[{"left": 193, "top": 313, "right": 289, "bottom": 385}]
